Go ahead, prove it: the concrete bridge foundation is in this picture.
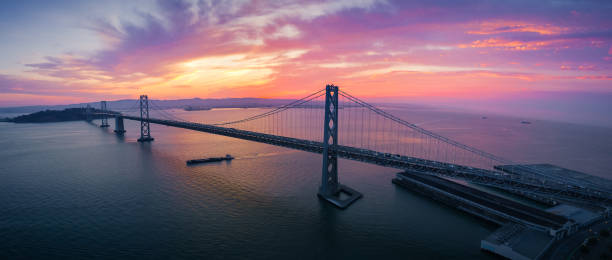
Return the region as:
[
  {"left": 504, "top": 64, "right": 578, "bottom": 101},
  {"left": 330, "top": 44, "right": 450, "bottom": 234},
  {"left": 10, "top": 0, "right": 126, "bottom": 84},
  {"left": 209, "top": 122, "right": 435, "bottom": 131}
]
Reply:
[{"left": 114, "top": 116, "right": 126, "bottom": 135}]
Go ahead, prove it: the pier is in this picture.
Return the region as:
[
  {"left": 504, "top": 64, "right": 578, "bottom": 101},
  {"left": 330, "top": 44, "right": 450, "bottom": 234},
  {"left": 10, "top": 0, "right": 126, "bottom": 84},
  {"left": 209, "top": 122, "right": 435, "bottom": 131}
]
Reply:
[
  {"left": 393, "top": 171, "right": 571, "bottom": 234},
  {"left": 392, "top": 170, "right": 610, "bottom": 259}
]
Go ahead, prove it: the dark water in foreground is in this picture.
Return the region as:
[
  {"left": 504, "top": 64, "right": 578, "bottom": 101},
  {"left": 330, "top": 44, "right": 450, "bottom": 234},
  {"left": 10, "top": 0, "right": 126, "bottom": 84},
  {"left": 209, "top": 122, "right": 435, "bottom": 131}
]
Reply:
[{"left": 1, "top": 108, "right": 611, "bottom": 259}]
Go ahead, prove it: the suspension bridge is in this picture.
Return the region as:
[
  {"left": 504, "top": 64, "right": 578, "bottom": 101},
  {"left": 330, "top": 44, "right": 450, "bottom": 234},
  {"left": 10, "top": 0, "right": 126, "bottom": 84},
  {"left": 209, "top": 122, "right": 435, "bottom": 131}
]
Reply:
[{"left": 87, "top": 85, "right": 612, "bottom": 209}]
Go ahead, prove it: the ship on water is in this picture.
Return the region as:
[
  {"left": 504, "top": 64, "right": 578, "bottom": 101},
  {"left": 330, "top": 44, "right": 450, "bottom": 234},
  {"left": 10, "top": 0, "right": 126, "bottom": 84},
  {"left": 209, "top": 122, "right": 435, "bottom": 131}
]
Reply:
[{"left": 187, "top": 154, "right": 234, "bottom": 165}]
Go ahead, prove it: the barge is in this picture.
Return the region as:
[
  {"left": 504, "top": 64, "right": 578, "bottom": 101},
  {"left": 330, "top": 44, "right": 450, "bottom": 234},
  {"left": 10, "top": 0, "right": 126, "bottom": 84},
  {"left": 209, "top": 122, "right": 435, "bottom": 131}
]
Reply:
[{"left": 187, "top": 154, "right": 234, "bottom": 165}]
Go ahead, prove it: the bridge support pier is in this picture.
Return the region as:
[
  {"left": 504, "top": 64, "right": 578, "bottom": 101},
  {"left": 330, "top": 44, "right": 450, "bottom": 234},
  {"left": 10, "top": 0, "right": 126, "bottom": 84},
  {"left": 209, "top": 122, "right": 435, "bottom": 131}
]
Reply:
[
  {"left": 317, "top": 84, "right": 362, "bottom": 209},
  {"left": 114, "top": 116, "right": 126, "bottom": 135},
  {"left": 137, "top": 95, "right": 154, "bottom": 142}
]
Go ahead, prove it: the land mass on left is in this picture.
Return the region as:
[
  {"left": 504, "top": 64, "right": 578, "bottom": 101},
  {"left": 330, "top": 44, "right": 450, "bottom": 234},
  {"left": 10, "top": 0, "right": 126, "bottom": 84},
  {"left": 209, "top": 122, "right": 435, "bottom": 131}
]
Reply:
[{"left": 1, "top": 108, "right": 114, "bottom": 123}]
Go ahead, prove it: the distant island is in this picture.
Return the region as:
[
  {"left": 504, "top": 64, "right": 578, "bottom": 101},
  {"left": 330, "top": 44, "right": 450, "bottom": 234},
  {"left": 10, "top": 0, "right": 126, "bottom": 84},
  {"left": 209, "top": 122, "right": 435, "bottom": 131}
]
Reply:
[
  {"left": 183, "top": 105, "right": 212, "bottom": 111},
  {"left": 3, "top": 108, "right": 115, "bottom": 123}
]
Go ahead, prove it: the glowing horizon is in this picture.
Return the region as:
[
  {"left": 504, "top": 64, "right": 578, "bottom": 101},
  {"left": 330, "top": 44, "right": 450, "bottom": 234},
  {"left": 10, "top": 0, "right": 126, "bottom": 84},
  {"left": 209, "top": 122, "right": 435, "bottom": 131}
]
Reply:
[{"left": 0, "top": 0, "right": 610, "bottom": 107}]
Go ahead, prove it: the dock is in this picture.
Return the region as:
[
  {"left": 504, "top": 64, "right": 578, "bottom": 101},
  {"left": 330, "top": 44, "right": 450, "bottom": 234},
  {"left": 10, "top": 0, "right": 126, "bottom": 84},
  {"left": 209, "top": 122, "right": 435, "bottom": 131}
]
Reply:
[
  {"left": 393, "top": 168, "right": 612, "bottom": 259},
  {"left": 393, "top": 171, "right": 571, "bottom": 233},
  {"left": 392, "top": 171, "right": 578, "bottom": 259}
]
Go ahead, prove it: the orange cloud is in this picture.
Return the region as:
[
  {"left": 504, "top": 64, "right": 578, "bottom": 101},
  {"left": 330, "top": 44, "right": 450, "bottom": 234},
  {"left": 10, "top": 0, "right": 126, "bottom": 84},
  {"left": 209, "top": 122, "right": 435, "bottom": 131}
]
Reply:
[
  {"left": 467, "top": 21, "right": 568, "bottom": 35},
  {"left": 572, "top": 75, "right": 612, "bottom": 80},
  {"left": 459, "top": 38, "right": 569, "bottom": 51}
]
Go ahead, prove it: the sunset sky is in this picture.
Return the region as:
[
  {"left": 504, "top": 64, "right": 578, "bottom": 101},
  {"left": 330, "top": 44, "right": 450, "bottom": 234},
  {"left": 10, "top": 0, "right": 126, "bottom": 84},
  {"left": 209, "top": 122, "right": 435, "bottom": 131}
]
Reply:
[{"left": 0, "top": 0, "right": 610, "bottom": 114}]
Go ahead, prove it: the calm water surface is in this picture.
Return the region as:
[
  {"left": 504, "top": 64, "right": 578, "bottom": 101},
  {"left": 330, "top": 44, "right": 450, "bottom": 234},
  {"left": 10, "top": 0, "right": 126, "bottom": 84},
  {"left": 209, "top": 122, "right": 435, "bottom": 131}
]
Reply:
[{"left": 1, "top": 107, "right": 610, "bottom": 259}]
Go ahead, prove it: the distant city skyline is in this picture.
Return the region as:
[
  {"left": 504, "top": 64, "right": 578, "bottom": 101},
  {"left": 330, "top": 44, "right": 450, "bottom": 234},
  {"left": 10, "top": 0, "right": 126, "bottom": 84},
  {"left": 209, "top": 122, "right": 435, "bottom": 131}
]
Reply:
[{"left": 0, "top": 0, "right": 610, "bottom": 111}]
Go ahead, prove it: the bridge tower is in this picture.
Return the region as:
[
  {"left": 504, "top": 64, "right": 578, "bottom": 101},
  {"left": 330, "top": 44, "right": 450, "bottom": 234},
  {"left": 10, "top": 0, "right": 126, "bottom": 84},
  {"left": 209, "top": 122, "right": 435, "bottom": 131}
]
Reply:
[
  {"left": 137, "top": 95, "right": 154, "bottom": 142},
  {"left": 85, "top": 104, "right": 93, "bottom": 122},
  {"left": 114, "top": 116, "right": 126, "bottom": 135},
  {"left": 100, "top": 101, "right": 110, "bottom": 127},
  {"left": 317, "top": 84, "right": 362, "bottom": 209}
]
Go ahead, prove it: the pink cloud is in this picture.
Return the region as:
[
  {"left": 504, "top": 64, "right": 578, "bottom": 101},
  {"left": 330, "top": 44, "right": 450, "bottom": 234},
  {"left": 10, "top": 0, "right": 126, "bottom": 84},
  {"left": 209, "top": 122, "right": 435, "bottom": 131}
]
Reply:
[{"left": 560, "top": 64, "right": 598, "bottom": 71}]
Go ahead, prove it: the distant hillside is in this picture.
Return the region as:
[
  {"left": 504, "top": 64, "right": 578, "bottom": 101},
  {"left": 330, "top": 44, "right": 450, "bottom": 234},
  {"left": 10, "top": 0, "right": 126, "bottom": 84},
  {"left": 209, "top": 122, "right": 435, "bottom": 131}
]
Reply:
[{"left": 7, "top": 108, "right": 115, "bottom": 123}]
